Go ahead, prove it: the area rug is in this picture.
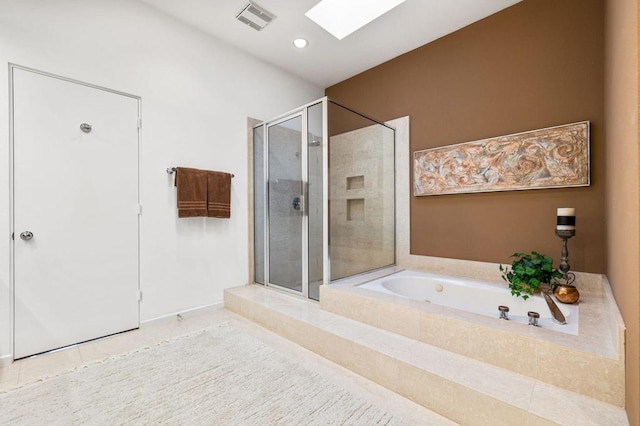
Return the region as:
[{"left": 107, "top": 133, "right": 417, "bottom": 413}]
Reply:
[{"left": 0, "top": 322, "right": 404, "bottom": 425}]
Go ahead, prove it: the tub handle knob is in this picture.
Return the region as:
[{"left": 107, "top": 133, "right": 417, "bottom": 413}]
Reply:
[
  {"left": 498, "top": 305, "right": 510, "bottom": 320},
  {"left": 528, "top": 311, "right": 540, "bottom": 327}
]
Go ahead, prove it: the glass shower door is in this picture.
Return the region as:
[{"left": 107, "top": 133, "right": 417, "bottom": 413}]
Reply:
[
  {"left": 254, "top": 97, "right": 395, "bottom": 300},
  {"left": 267, "top": 114, "right": 305, "bottom": 294}
]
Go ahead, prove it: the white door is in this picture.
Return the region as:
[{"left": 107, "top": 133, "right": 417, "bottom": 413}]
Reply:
[{"left": 12, "top": 67, "right": 140, "bottom": 359}]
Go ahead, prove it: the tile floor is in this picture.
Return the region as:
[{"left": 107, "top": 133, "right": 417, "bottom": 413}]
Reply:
[{"left": 0, "top": 306, "right": 455, "bottom": 425}]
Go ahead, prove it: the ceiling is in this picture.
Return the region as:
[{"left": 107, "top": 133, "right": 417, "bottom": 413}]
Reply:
[{"left": 138, "top": 0, "right": 522, "bottom": 88}]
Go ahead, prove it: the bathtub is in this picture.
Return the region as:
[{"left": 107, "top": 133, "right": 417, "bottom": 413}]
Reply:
[{"left": 358, "top": 269, "right": 579, "bottom": 335}]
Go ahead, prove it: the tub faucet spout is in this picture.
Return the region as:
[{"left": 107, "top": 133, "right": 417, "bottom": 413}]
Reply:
[{"left": 540, "top": 284, "right": 567, "bottom": 325}]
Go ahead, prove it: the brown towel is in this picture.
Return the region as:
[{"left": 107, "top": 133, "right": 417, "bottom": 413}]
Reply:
[
  {"left": 175, "top": 167, "right": 207, "bottom": 218},
  {"left": 207, "top": 171, "right": 232, "bottom": 218}
]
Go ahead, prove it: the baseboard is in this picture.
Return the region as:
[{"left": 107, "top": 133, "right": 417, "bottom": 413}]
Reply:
[{"left": 140, "top": 302, "right": 225, "bottom": 325}]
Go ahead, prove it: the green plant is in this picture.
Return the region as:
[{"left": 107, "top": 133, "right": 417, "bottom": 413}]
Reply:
[{"left": 499, "top": 252, "right": 563, "bottom": 300}]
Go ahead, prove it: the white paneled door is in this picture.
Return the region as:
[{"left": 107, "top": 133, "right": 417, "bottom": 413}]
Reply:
[{"left": 12, "top": 67, "right": 140, "bottom": 359}]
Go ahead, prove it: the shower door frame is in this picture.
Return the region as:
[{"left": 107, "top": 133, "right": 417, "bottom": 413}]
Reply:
[{"left": 256, "top": 98, "right": 330, "bottom": 298}]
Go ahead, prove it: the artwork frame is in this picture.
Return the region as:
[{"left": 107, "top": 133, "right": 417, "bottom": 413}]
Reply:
[{"left": 413, "top": 121, "right": 590, "bottom": 197}]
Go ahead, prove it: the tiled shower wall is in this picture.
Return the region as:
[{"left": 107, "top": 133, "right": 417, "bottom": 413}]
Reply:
[{"left": 329, "top": 125, "right": 395, "bottom": 279}]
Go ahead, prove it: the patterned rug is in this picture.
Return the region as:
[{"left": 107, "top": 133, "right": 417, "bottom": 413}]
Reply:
[{"left": 0, "top": 323, "right": 404, "bottom": 425}]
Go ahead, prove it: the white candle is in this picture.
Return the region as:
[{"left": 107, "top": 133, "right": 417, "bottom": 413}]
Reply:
[
  {"left": 556, "top": 225, "right": 576, "bottom": 231},
  {"left": 557, "top": 207, "right": 576, "bottom": 231},
  {"left": 557, "top": 208, "right": 575, "bottom": 216}
]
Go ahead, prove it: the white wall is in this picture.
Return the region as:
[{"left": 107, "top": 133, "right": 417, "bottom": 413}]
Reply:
[{"left": 0, "top": 0, "right": 322, "bottom": 358}]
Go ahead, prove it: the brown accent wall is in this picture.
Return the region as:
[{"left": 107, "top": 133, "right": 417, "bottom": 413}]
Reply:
[
  {"left": 605, "top": 0, "right": 639, "bottom": 423},
  {"left": 326, "top": 0, "right": 605, "bottom": 273}
]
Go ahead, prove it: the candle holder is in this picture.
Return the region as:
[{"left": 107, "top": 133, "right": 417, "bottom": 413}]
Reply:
[
  {"left": 554, "top": 208, "right": 580, "bottom": 304},
  {"left": 555, "top": 228, "right": 576, "bottom": 286}
]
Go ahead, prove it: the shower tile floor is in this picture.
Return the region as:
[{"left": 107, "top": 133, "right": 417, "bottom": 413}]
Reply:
[{"left": 0, "top": 305, "right": 455, "bottom": 425}]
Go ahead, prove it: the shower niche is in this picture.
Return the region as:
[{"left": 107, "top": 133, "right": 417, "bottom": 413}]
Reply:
[{"left": 253, "top": 97, "right": 395, "bottom": 300}]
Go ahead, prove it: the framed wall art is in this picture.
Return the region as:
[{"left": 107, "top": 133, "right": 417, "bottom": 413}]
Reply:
[{"left": 413, "top": 121, "right": 590, "bottom": 196}]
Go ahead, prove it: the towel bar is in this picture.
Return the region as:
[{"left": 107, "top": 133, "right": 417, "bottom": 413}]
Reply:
[{"left": 167, "top": 167, "right": 234, "bottom": 178}]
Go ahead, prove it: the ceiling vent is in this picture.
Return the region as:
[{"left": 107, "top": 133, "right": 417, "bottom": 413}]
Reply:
[{"left": 236, "top": 2, "right": 276, "bottom": 31}]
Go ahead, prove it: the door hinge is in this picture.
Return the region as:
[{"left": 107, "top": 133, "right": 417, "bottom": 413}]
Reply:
[
  {"left": 136, "top": 204, "right": 142, "bottom": 215},
  {"left": 11, "top": 232, "right": 14, "bottom": 240},
  {"left": 137, "top": 118, "right": 142, "bottom": 129},
  {"left": 137, "top": 290, "right": 142, "bottom": 302}
]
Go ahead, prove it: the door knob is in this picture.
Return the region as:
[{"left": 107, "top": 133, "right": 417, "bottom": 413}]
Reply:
[
  {"left": 292, "top": 197, "right": 301, "bottom": 210},
  {"left": 20, "top": 231, "right": 33, "bottom": 241}
]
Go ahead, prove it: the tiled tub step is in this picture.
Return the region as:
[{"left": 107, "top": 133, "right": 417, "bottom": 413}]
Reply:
[{"left": 224, "top": 285, "right": 628, "bottom": 426}]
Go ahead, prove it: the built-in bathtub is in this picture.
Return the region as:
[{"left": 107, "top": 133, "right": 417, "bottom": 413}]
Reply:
[
  {"left": 320, "top": 266, "right": 625, "bottom": 406},
  {"left": 359, "top": 269, "right": 579, "bottom": 334}
]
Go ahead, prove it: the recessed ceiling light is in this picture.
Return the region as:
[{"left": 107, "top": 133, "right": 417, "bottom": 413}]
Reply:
[
  {"left": 293, "top": 38, "right": 309, "bottom": 48},
  {"left": 305, "top": 0, "right": 406, "bottom": 40}
]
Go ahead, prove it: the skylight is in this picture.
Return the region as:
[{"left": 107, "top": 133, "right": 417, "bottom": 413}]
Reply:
[{"left": 305, "top": 0, "right": 407, "bottom": 40}]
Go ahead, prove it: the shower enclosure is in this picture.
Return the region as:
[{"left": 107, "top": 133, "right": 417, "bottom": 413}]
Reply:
[{"left": 253, "top": 97, "right": 395, "bottom": 301}]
